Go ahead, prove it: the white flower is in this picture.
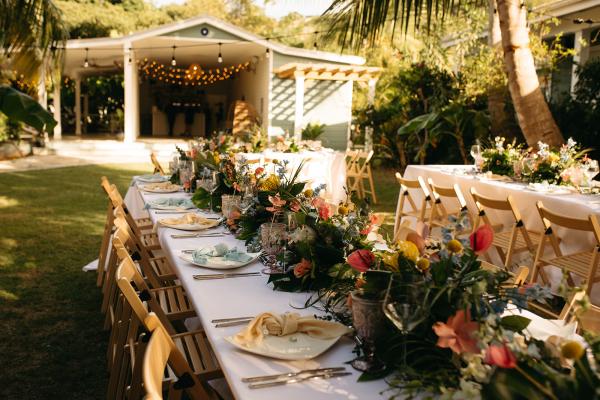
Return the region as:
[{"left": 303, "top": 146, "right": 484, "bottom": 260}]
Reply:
[
  {"left": 288, "top": 225, "right": 316, "bottom": 244},
  {"left": 567, "top": 137, "right": 577, "bottom": 149},
  {"left": 461, "top": 354, "right": 492, "bottom": 383},
  {"left": 494, "top": 136, "right": 505, "bottom": 151},
  {"left": 537, "top": 141, "right": 549, "bottom": 157},
  {"left": 439, "top": 379, "right": 482, "bottom": 399}
]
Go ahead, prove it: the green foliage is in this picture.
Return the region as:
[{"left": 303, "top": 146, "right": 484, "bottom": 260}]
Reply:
[
  {"left": 0, "top": 84, "right": 57, "bottom": 134},
  {"left": 301, "top": 122, "right": 325, "bottom": 140}
]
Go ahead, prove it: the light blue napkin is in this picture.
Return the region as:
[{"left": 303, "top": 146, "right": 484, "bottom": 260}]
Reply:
[
  {"left": 192, "top": 244, "right": 253, "bottom": 264},
  {"left": 145, "top": 198, "right": 194, "bottom": 209},
  {"left": 138, "top": 174, "right": 168, "bottom": 182}
]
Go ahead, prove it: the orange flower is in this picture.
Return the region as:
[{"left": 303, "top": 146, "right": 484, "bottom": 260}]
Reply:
[
  {"left": 293, "top": 258, "right": 312, "bottom": 278},
  {"left": 311, "top": 197, "right": 332, "bottom": 220},
  {"left": 432, "top": 309, "right": 480, "bottom": 354},
  {"left": 266, "top": 194, "right": 286, "bottom": 213}
]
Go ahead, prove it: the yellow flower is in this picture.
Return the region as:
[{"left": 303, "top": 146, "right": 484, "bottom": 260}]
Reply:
[
  {"left": 338, "top": 205, "right": 349, "bottom": 216},
  {"left": 260, "top": 174, "right": 280, "bottom": 191},
  {"left": 416, "top": 258, "right": 430, "bottom": 272},
  {"left": 561, "top": 340, "right": 585, "bottom": 360},
  {"left": 447, "top": 239, "right": 463, "bottom": 254},
  {"left": 396, "top": 240, "right": 419, "bottom": 263},
  {"left": 303, "top": 188, "right": 314, "bottom": 197},
  {"left": 381, "top": 252, "right": 399, "bottom": 271}
]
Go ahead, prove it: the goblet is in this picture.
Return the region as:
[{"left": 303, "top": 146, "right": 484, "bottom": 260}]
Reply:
[
  {"left": 350, "top": 290, "right": 387, "bottom": 373},
  {"left": 259, "top": 222, "right": 286, "bottom": 274}
]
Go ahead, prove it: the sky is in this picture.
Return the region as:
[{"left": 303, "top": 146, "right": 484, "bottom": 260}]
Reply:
[{"left": 150, "top": 0, "right": 333, "bottom": 19}]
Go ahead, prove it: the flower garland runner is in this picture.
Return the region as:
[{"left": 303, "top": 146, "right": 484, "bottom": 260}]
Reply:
[{"left": 481, "top": 137, "right": 597, "bottom": 188}]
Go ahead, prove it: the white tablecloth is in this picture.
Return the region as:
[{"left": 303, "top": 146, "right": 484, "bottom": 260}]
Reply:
[
  {"left": 124, "top": 185, "right": 385, "bottom": 400},
  {"left": 124, "top": 178, "right": 583, "bottom": 399},
  {"left": 403, "top": 165, "right": 600, "bottom": 303},
  {"left": 239, "top": 149, "right": 347, "bottom": 204}
]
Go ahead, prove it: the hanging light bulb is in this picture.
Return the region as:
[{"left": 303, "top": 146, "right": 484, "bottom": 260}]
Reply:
[
  {"left": 217, "top": 42, "right": 223, "bottom": 63},
  {"left": 83, "top": 48, "right": 89, "bottom": 68},
  {"left": 171, "top": 45, "right": 177, "bottom": 66},
  {"left": 265, "top": 38, "right": 270, "bottom": 59}
]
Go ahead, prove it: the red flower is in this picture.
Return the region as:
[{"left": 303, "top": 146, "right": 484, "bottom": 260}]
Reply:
[
  {"left": 360, "top": 214, "right": 382, "bottom": 235},
  {"left": 255, "top": 167, "right": 265, "bottom": 176},
  {"left": 485, "top": 343, "right": 517, "bottom": 368},
  {"left": 470, "top": 224, "right": 494, "bottom": 255},
  {"left": 347, "top": 249, "right": 375, "bottom": 272},
  {"left": 312, "top": 197, "right": 332, "bottom": 220},
  {"left": 293, "top": 258, "right": 312, "bottom": 278},
  {"left": 432, "top": 309, "right": 480, "bottom": 354}
]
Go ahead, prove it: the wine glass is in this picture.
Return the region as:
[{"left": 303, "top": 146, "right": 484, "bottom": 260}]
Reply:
[
  {"left": 382, "top": 279, "right": 427, "bottom": 371},
  {"left": 584, "top": 160, "right": 599, "bottom": 186},
  {"left": 239, "top": 186, "right": 254, "bottom": 215},
  {"left": 470, "top": 145, "right": 482, "bottom": 173},
  {"left": 201, "top": 171, "right": 218, "bottom": 212}
]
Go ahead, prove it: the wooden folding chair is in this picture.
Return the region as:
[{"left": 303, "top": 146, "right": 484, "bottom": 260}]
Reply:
[
  {"left": 393, "top": 172, "right": 433, "bottom": 241},
  {"left": 346, "top": 150, "right": 377, "bottom": 203},
  {"left": 116, "top": 257, "right": 223, "bottom": 397},
  {"left": 107, "top": 184, "right": 162, "bottom": 252},
  {"left": 480, "top": 261, "right": 529, "bottom": 288},
  {"left": 143, "top": 313, "right": 220, "bottom": 400},
  {"left": 151, "top": 152, "right": 166, "bottom": 175},
  {"left": 470, "top": 188, "right": 542, "bottom": 269},
  {"left": 531, "top": 201, "right": 600, "bottom": 296},
  {"left": 427, "top": 177, "right": 471, "bottom": 230}
]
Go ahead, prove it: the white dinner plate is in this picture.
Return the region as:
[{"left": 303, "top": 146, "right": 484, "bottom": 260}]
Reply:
[
  {"left": 136, "top": 174, "right": 169, "bottom": 183},
  {"left": 139, "top": 183, "right": 181, "bottom": 193},
  {"left": 146, "top": 199, "right": 195, "bottom": 210},
  {"left": 160, "top": 220, "right": 220, "bottom": 231},
  {"left": 527, "top": 183, "right": 575, "bottom": 195},
  {"left": 179, "top": 251, "right": 260, "bottom": 269},
  {"left": 224, "top": 332, "right": 343, "bottom": 360}
]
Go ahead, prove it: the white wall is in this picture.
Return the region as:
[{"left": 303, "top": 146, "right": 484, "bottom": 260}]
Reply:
[{"left": 230, "top": 56, "right": 270, "bottom": 125}]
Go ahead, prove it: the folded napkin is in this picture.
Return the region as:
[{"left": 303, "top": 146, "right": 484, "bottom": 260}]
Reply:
[
  {"left": 159, "top": 213, "right": 218, "bottom": 227},
  {"left": 137, "top": 174, "right": 167, "bottom": 182},
  {"left": 142, "top": 182, "right": 179, "bottom": 191},
  {"left": 145, "top": 198, "right": 194, "bottom": 209},
  {"left": 233, "top": 312, "right": 352, "bottom": 347},
  {"left": 192, "top": 244, "right": 253, "bottom": 264}
]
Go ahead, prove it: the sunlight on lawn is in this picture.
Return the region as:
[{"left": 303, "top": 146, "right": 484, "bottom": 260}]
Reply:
[{"left": 0, "top": 196, "right": 19, "bottom": 208}]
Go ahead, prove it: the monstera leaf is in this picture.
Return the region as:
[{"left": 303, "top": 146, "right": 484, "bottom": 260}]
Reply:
[{"left": 0, "top": 85, "right": 56, "bottom": 133}]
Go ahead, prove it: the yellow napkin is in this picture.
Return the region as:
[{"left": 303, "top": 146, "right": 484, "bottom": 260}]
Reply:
[
  {"left": 233, "top": 312, "right": 351, "bottom": 347},
  {"left": 141, "top": 182, "right": 179, "bottom": 191},
  {"left": 159, "top": 213, "right": 219, "bottom": 227}
]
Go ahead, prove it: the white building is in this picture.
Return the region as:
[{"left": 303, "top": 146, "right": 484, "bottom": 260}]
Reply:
[{"left": 56, "top": 15, "right": 379, "bottom": 150}]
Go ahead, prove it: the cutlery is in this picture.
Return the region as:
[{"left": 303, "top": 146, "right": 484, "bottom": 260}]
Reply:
[
  {"left": 248, "top": 371, "right": 352, "bottom": 389},
  {"left": 214, "top": 319, "right": 253, "bottom": 328},
  {"left": 171, "top": 233, "right": 226, "bottom": 239},
  {"left": 242, "top": 367, "right": 346, "bottom": 383},
  {"left": 193, "top": 272, "right": 261, "bottom": 280},
  {"left": 152, "top": 209, "right": 196, "bottom": 213},
  {"left": 211, "top": 316, "right": 255, "bottom": 323}
]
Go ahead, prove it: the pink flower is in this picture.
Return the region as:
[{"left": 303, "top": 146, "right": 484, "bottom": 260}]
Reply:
[
  {"left": 293, "top": 258, "right": 312, "bottom": 278},
  {"left": 233, "top": 182, "right": 241, "bottom": 192},
  {"left": 470, "top": 224, "right": 494, "bottom": 255},
  {"left": 311, "top": 197, "right": 332, "bottom": 220},
  {"left": 432, "top": 309, "right": 480, "bottom": 354},
  {"left": 266, "top": 195, "right": 286, "bottom": 213},
  {"left": 289, "top": 199, "right": 301, "bottom": 212},
  {"left": 485, "top": 343, "right": 517, "bottom": 368},
  {"left": 360, "top": 214, "right": 382, "bottom": 235},
  {"left": 347, "top": 249, "right": 375, "bottom": 273}
]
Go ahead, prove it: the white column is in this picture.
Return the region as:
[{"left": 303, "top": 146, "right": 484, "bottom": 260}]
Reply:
[
  {"left": 74, "top": 75, "right": 82, "bottom": 136},
  {"left": 293, "top": 70, "right": 304, "bottom": 140},
  {"left": 571, "top": 29, "right": 591, "bottom": 94},
  {"left": 37, "top": 67, "right": 47, "bottom": 109},
  {"left": 53, "top": 80, "right": 62, "bottom": 140},
  {"left": 123, "top": 45, "right": 139, "bottom": 142},
  {"left": 367, "top": 78, "right": 377, "bottom": 106}
]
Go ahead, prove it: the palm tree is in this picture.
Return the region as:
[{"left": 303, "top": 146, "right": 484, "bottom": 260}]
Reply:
[
  {"left": 0, "top": 0, "right": 66, "bottom": 133},
  {"left": 325, "top": 0, "right": 564, "bottom": 147}
]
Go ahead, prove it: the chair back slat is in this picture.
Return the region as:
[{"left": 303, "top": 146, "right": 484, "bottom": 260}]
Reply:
[{"left": 150, "top": 152, "right": 165, "bottom": 175}]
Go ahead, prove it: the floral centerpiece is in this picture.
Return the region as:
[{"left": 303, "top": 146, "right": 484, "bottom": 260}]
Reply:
[
  {"left": 481, "top": 137, "right": 523, "bottom": 177},
  {"left": 315, "top": 213, "right": 599, "bottom": 399}
]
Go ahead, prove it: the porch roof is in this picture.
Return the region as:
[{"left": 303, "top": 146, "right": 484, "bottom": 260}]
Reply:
[{"left": 274, "top": 63, "right": 381, "bottom": 81}]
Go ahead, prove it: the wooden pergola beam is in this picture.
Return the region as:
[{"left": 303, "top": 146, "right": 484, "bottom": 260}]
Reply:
[{"left": 273, "top": 63, "right": 381, "bottom": 82}]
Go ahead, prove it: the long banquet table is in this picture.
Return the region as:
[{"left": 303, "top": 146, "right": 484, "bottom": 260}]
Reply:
[
  {"left": 403, "top": 165, "right": 600, "bottom": 303},
  {"left": 124, "top": 178, "right": 584, "bottom": 399},
  {"left": 124, "top": 183, "right": 388, "bottom": 400}
]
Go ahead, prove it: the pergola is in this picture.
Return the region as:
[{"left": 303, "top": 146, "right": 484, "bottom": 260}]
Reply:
[{"left": 273, "top": 63, "right": 380, "bottom": 136}]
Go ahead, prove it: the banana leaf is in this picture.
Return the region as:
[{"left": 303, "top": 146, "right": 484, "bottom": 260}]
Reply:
[{"left": 0, "top": 85, "right": 56, "bottom": 133}]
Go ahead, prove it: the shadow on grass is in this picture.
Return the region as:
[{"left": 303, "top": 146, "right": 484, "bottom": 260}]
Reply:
[{"left": 0, "top": 163, "right": 151, "bottom": 399}]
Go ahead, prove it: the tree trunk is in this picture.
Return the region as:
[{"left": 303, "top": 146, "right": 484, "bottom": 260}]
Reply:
[{"left": 496, "top": 0, "right": 564, "bottom": 147}]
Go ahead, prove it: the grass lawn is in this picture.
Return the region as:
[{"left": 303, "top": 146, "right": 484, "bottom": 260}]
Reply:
[{"left": 0, "top": 163, "right": 399, "bottom": 399}]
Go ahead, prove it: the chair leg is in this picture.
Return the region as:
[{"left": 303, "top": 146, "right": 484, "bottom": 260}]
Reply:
[{"left": 367, "top": 169, "right": 377, "bottom": 204}]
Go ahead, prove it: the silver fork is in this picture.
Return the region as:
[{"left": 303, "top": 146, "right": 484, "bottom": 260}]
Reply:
[
  {"left": 242, "top": 367, "right": 346, "bottom": 383},
  {"left": 248, "top": 371, "right": 351, "bottom": 389},
  {"left": 171, "top": 233, "right": 226, "bottom": 239}
]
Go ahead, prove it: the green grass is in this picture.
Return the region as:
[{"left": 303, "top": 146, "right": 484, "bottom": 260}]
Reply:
[
  {"left": 0, "top": 163, "right": 400, "bottom": 399},
  {"left": 0, "top": 163, "right": 150, "bottom": 399}
]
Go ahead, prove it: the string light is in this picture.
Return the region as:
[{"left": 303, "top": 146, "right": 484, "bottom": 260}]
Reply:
[
  {"left": 171, "top": 45, "right": 177, "bottom": 66},
  {"left": 217, "top": 42, "right": 223, "bottom": 63},
  {"left": 128, "top": 47, "right": 132, "bottom": 64},
  {"left": 265, "top": 38, "right": 270, "bottom": 59},
  {"left": 139, "top": 59, "right": 251, "bottom": 87},
  {"left": 83, "top": 48, "right": 89, "bottom": 68},
  {"left": 313, "top": 31, "right": 318, "bottom": 50}
]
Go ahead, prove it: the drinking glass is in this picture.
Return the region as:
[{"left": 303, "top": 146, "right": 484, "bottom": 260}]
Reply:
[
  {"left": 584, "top": 160, "right": 599, "bottom": 186},
  {"left": 260, "top": 222, "right": 286, "bottom": 274},
  {"left": 470, "top": 145, "right": 482, "bottom": 172},
  {"left": 382, "top": 279, "right": 427, "bottom": 371},
  {"left": 201, "top": 171, "right": 218, "bottom": 212},
  {"left": 239, "top": 186, "right": 254, "bottom": 215}
]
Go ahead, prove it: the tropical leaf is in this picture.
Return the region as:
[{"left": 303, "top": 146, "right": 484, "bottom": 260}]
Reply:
[{"left": 0, "top": 84, "right": 56, "bottom": 133}]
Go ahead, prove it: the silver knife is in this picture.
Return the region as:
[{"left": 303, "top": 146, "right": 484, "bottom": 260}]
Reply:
[
  {"left": 242, "top": 367, "right": 346, "bottom": 383},
  {"left": 214, "top": 319, "right": 253, "bottom": 328},
  {"left": 248, "top": 371, "right": 352, "bottom": 389}
]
